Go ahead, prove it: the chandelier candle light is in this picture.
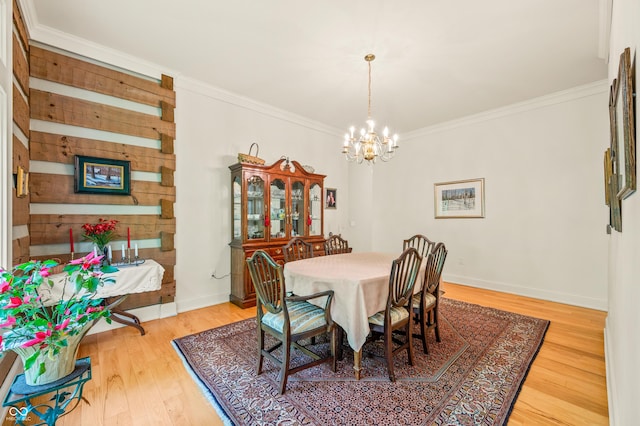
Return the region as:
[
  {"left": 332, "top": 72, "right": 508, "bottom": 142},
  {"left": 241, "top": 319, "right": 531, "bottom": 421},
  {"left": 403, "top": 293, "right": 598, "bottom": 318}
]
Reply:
[{"left": 342, "top": 54, "right": 398, "bottom": 164}]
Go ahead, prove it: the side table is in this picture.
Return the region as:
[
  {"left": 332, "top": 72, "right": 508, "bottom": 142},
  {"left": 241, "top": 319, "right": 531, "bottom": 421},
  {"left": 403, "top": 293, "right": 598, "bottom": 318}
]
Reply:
[{"left": 3, "top": 357, "right": 91, "bottom": 425}]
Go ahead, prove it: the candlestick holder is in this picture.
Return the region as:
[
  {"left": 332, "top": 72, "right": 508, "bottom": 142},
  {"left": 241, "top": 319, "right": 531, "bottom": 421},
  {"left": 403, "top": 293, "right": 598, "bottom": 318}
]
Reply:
[
  {"left": 112, "top": 248, "right": 145, "bottom": 267},
  {"left": 70, "top": 252, "right": 75, "bottom": 261}
]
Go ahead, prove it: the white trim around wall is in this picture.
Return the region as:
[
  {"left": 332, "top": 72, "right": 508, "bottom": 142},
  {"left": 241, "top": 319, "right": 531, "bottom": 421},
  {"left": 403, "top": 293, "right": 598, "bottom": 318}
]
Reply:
[
  {"left": 604, "top": 318, "right": 617, "bottom": 426},
  {"left": 87, "top": 302, "right": 178, "bottom": 335},
  {"left": 176, "top": 76, "right": 341, "bottom": 137},
  {"left": 402, "top": 80, "right": 608, "bottom": 142},
  {"left": 444, "top": 273, "right": 607, "bottom": 311}
]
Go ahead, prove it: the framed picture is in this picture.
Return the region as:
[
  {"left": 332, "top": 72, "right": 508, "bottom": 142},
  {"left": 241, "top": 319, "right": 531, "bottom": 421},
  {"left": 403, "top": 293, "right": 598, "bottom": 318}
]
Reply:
[
  {"left": 325, "top": 188, "right": 337, "bottom": 209},
  {"left": 74, "top": 155, "right": 131, "bottom": 195},
  {"left": 607, "top": 81, "right": 622, "bottom": 232},
  {"left": 434, "top": 178, "right": 485, "bottom": 218},
  {"left": 613, "top": 47, "right": 636, "bottom": 200},
  {"left": 604, "top": 148, "right": 612, "bottom": 207}
]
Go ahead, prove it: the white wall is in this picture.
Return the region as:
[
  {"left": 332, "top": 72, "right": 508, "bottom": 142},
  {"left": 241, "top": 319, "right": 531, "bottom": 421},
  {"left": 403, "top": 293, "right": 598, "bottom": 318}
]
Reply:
[
  {"left": 173, "top": 78, "right": 350, "bottom": 311},
  {"left": 605, "top": 0, "right": 639, "bottom": 423},
  {"left": 370, "top": 83, "right": 609, "bottom": 310}
]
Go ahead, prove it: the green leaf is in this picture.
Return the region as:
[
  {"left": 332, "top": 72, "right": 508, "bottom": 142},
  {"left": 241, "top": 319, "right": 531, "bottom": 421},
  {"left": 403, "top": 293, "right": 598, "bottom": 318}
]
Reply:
[
  {"left": 100, "top": 265, "right": 119, "bottom": 274},
  {"left": 23, "top": 351, "right": 39, "bottom": 370}
]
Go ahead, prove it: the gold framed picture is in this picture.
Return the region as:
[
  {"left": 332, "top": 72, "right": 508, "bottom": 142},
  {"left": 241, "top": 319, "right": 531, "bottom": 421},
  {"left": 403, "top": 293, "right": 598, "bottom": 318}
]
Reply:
[{"left": 434, "top": 178, "right": 485, "bottom": 219}]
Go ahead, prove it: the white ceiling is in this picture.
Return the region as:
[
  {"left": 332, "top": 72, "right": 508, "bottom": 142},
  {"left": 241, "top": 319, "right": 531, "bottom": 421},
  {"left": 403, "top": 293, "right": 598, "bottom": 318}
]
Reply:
[{"left": 24, "top": 0, "right": 607, "bottom": 134}]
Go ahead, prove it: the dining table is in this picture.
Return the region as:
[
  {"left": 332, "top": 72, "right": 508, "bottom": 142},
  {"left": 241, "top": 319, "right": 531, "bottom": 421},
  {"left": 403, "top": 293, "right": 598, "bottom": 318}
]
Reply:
[{"left": 283, "top": 251, "right": 424, "bottom": 379}]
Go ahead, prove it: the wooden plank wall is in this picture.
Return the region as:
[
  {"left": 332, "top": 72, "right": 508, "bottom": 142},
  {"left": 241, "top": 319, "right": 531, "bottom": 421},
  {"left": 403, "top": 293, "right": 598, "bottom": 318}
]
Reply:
[{"left": 28, "top": 45, "right": 177, "bottom": 310}]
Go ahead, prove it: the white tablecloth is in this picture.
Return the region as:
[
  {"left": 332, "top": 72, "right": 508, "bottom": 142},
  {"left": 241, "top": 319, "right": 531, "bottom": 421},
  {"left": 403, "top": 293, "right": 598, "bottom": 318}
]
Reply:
[
  {"left": 284, "top": 252, "right": 423, "bottom": 352},
  {"left": 39, "top": 259, "right": 165, "bottom": 305}
]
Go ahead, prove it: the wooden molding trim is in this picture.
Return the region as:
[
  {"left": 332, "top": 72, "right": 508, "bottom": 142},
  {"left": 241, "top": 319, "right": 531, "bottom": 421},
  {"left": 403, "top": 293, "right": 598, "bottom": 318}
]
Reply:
[
  {"left": 160, "top": 232, "right": 174, "bottom": 251},
  {"left": 160, "top": 167, "right": 174, "bottom": 187},
  {"left": 160, "top": 133, "right": 174, "bottom": 154},
  {"left": 160, "top": 199, "right": 174, "bottom": 219},
  {"left": 161, "top": 74, "right": 174, "bottom": 90},
  {"left": 161, "top": 101, "right": 175, "bottom": 123}
]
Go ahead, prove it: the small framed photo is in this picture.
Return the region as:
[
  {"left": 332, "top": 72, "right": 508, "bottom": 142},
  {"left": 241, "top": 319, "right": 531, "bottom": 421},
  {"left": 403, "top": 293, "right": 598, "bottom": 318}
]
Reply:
[
  {"left": 74, "top": 155, "right": 131, "bottom": 195},
  {"left": 326, "top": 188, "right": 337, "bottom": 209},
  {"left": 434, "top": 178, "right": 485, "bottom": 218}
]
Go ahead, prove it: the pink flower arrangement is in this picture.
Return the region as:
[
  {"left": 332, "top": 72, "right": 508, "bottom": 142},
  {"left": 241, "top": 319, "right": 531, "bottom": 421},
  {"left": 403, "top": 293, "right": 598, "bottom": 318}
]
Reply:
[{"left": 0, "top": 252, "right": 117, "bottom": 377}]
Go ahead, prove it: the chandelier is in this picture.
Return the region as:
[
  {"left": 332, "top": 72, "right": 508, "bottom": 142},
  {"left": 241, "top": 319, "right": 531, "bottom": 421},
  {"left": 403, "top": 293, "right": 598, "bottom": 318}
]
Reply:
[{"left": 342, "top": 54, "right": 398, "bottom": 164}]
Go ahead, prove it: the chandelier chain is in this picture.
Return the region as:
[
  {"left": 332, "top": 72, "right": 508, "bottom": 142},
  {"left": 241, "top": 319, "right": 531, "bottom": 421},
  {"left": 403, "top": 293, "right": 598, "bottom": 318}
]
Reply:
[
  {"left": 341, "top": 53, "right": 399, "bottom": 164},
  {"left": 367, "top": 60, "right": 372, "bottom": 120}
]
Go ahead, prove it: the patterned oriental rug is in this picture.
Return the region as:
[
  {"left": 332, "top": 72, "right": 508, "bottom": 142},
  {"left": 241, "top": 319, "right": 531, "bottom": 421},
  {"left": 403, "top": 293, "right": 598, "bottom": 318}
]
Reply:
[{"left": 172, "top": 299, "right": 549, "bottom": 425}]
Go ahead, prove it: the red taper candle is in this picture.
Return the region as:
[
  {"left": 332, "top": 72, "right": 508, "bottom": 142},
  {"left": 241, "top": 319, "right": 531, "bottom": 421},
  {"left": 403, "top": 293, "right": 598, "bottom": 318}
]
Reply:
[{"left": 69, "top": 228, "right": 74, "bottom": 252}]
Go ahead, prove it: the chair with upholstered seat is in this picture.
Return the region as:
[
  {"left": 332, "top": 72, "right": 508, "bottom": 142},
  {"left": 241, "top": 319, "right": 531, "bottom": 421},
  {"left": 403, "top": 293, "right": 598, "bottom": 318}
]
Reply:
[
  {"left": 363, "top": 247, "right": 422, "bottom": 382},
  {"left": 403, "top": 234, "right": 436, "bottom": 258},
  {"left": 282, "top": 237, "right": 314, "bottom": 263},
  {"left": 324, "top": 234, "right": 352, "bottom": 255},
  {"left": 246, "top": 250, "right": 337, "bottom": 394},
  {"left": 412, "top": 242, "right": 448, "bottom": 354}
]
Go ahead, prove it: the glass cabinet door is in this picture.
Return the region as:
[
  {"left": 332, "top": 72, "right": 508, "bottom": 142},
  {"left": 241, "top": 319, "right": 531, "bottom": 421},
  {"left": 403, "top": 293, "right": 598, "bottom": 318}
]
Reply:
[
  {"left": 270, "top": 178, "right": 287, "bottom": 239},
  {"left": 309, "top": 183, "right": 322, "bottom": 236},
  {"left": 291, "top": 180, "right": 304, "bottom": 237},
  {"left": 233, "top": 177, "right": 242, "bottom": 240},
  {"left": 247, "top": 175, "right": 265, "bottom": 240}
]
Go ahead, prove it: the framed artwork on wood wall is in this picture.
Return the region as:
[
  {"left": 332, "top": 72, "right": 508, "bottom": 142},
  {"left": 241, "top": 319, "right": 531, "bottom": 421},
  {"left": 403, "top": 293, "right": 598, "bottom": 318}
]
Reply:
[
  {"left": 434, "top": 178, "right": 485, "bottom": 218},
  {"left": 613, "top": 47, "right": 636, "bottom": 200},
  {"left": 74, "top": 155, "right": 131, "bottom": 195}
]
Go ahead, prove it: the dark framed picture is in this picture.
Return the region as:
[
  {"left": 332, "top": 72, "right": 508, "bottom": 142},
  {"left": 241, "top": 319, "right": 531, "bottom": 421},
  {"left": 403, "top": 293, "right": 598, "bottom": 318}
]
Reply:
[
  {"left": 74, "top": 155, "right": 131, "bottom": 195},
  {"left": 326, "top": 188, "right": 337, "bottom": 209},
  {"left": 434, "top": 178, "right": 485, "bottom": 218},
  {"left": 613, "top": 47, "right": 636, "bottom": 200}
]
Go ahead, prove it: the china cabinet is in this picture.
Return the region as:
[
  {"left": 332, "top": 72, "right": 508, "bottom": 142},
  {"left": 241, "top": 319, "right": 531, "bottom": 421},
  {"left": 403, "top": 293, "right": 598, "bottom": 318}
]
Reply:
[{"left": 229, "top": 158, "right": 325, "bottom": 308}]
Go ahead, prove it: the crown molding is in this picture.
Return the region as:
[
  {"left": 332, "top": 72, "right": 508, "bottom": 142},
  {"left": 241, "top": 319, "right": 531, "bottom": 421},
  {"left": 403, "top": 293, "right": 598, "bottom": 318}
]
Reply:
[
  {"left": 19, "top": 0, "right": 175, "bottom": 81},
  {"left": 402, "top": 80, "right": 609, "bottom": 141},
  {"left": 19, "top": 0, "right": 342, "bottom": 138},
  {"left": 176, "top": 76, "right": 341, "bottom": 137},
  {"left": 18, "top": 0, "right": 605, "bottom": 144}
]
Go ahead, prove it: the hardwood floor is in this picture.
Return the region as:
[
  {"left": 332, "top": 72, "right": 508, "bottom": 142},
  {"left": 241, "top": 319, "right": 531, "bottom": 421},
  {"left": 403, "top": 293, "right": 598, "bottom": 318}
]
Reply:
[{"left": 56, "top": 282, "right": 608, "bottom": 425}]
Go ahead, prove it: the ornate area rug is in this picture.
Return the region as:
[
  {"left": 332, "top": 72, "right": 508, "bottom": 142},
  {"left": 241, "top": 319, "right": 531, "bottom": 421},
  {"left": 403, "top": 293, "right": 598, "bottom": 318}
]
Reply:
[{"left": 172, "top": 299, "right": 549, "bottom": 425}]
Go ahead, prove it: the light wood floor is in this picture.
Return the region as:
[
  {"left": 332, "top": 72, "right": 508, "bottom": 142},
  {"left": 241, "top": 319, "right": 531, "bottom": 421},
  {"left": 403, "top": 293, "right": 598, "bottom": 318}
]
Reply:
[{"left": 55, "top": 282, "right": 608, "bottom": 425}]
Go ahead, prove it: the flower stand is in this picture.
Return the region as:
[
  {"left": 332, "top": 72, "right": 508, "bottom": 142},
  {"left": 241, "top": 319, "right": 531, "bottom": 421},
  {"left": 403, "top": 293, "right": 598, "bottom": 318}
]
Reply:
[{"left": 3, "top": 357, "right": 91, "bottom": 426}]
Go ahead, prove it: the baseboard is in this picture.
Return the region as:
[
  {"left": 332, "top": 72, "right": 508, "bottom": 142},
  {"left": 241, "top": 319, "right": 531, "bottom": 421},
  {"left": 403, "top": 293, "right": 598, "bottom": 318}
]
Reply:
[
  {"left": 87, "top": 302, "right": 178, "bottom": 335},
  {"left": 87, "top": 291, "right": 232, "bottom": 335},
  {"left": 175, "top": 292, "right": 230, "bottom": 314},
  {"left": 443, "top": 273, "right": 607, "bottom": 311},
  {"left": 604, "top": 317, "right": 616, "bottom": 426}
]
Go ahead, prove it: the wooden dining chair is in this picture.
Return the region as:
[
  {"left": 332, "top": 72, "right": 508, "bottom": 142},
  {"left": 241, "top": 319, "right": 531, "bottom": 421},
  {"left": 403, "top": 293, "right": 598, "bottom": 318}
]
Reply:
[
  {"left": 282, "top": 237, "right": 314, "bottom": 263},
  {"left": 246, "top": 250, "right": 337, "bottom": 394},
  {"left": 323, "top": 234, "right": 352, "bottom": 255},
  {"left": 412, "top": 242, "right": 448, "bottom": 354},
  {"left": 364, "top": 247, "right": 423, "bottom": 382},
  {"left": 403, "top": 234, "right": 436, "bottom": 258}
]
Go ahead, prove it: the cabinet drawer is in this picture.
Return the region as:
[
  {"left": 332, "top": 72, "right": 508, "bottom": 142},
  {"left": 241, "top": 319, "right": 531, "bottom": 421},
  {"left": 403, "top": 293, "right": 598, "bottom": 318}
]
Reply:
[{"left": 268, "top": 247, "right": 285, "bottom": 258}]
